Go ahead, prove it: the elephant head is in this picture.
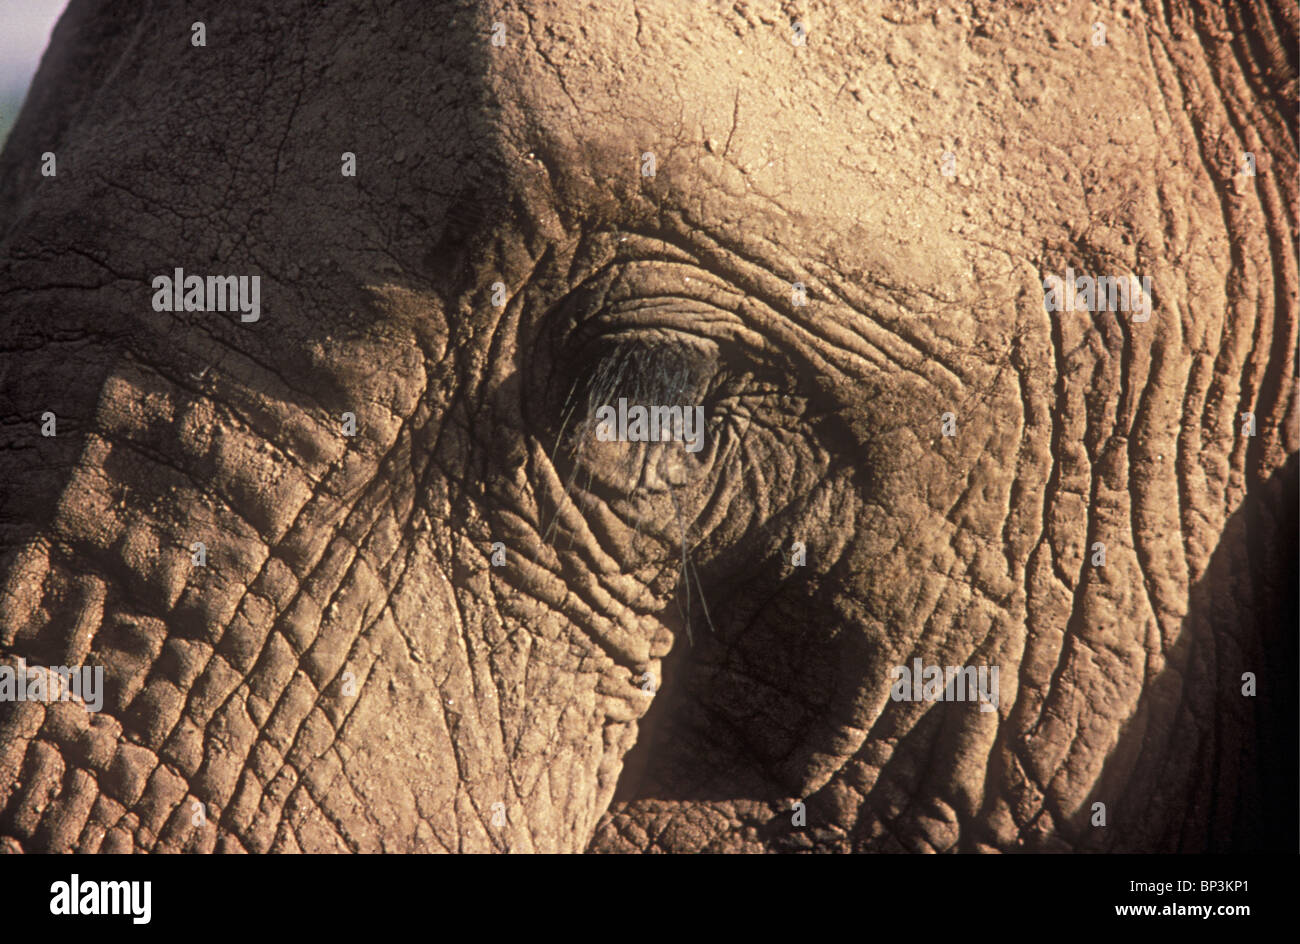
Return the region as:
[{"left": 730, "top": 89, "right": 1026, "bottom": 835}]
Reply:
[{"left": 0, "top": 0, "right": 1294, "bottom": 853}]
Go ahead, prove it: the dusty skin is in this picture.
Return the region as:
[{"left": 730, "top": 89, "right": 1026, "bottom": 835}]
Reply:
[{"left": 0, "top": 0, "right": 1295, "bottom": 853}]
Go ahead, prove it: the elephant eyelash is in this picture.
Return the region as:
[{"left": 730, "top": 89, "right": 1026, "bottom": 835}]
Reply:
[
  {"left": 578, "top": 337, "right": 715, "bottom": 418},
  {"left": 539, "top": 320, "right": 816, "bottom": 473},
  {"left": 537, "top": 334, "right": 730, "bottom": 643},
  {"left": 545, "top": 339, "right": 706, "bottom": 482}
]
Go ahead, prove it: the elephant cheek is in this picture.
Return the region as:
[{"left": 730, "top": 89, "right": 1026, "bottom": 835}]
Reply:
[
  {"left": 317, "top": 542, "right": 645, "bottom": 853},
  {"left": 0, "top": 529, "right": 643, "bottom": 853}
]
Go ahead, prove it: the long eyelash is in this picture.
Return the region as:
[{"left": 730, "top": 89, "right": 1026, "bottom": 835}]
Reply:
[
  {"left": 689, "top": 555, "right": 715, "bottom": 637},
  {"left": 540, "top": 336, "right": 721, "bottom": 645},
  {"left": 580, "top": 339, "right": 712, "bottom": 417},
  {"left": 669, "top": 486, "right": 715, "bottom": 645},
  {"left": 549, "top": 377, "right": 582, "bottom": 467}
]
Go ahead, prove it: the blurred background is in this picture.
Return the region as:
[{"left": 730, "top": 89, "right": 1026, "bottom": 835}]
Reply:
[{"left": 1, "top": 0, "right": 70, "bottom": 148}]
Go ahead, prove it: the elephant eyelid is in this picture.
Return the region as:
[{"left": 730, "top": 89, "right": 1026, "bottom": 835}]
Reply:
[{"left": 579, "top": 337, "right": 715, "bottom": 410}]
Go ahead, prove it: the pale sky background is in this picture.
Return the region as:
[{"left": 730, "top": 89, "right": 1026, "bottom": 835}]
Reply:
[{"left": 0, "top": 0, "right": 72, "bottom": 147}]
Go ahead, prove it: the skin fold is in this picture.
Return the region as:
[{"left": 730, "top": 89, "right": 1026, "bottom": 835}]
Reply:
[{"left": 0, "top": 0, "right": 1294, "bottom": 853}]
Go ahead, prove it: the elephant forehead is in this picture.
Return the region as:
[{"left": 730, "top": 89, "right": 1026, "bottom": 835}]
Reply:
[
  {"left": 490, "top": 1, "right": 969, "bottom": 293},
  {"left": 486, "top": 1, "right": 1176, "bottom": 294}
]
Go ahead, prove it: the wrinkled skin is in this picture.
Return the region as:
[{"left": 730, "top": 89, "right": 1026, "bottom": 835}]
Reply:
[{"left": 0, "top": 0, "right": 1295, "bottom": 853}]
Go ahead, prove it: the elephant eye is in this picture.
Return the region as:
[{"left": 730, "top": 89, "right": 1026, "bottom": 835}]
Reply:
[
  {"left": 547, "top": 333, "right": 722, "bottom": 498},
  {"left": 529, "top": 308, "right": 826, "bottom": 579}
]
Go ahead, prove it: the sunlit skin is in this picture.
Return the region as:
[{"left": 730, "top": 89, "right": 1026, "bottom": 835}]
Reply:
[{"left": 0, "top": 0, "right": 1292, "bottom": 853}]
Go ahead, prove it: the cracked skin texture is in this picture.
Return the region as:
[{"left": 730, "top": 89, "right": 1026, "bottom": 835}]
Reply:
[{"left": 0, "top": 0, "right": 1295, "bottom": 853}]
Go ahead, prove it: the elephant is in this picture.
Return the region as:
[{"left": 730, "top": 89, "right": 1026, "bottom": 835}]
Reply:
[{"left": 0, "top": 0, "right": 1294, "bottom": 854}]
